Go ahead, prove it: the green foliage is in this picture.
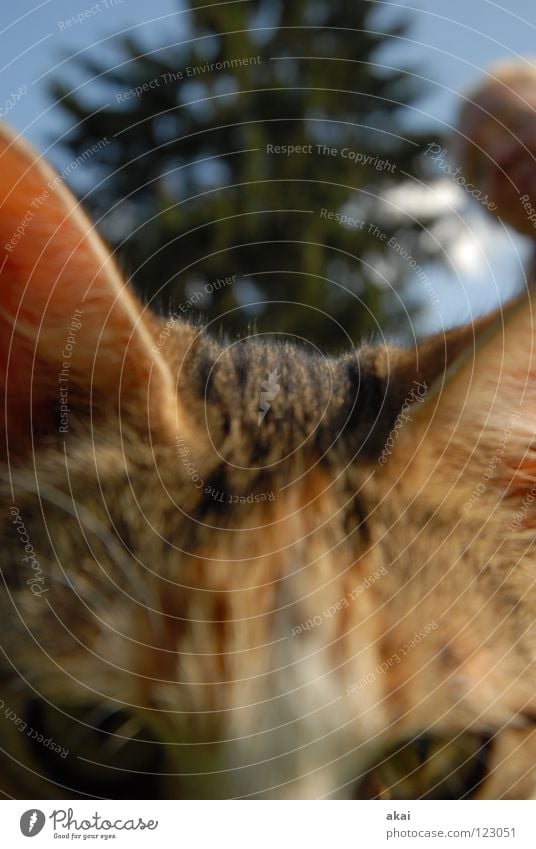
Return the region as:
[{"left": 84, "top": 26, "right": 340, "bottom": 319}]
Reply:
[{"left": 51, "top": 0, "right": 439, "bottom": 350}]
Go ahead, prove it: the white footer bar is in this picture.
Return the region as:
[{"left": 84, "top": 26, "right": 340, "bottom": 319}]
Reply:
[{"left": 2, "top": 800, "right": 535, "bottom": 848}]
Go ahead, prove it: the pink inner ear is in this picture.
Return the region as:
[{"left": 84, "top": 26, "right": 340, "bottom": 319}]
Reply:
[
  {"left": 0, "top": 124, "right": 176, "bottom": 443},
  {"left": 0, "top": 128, "right": 121, "bottom": 331},
  {"left": 0, "top": 129, "right": 118, "bottom": 435}
]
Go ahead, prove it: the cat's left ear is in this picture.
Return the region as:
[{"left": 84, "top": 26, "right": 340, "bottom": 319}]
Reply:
[
  {"left": 386, "top": 294, "right": 536, "bottom": 506},
  {"left": 0, "top": 123, "right": 183, "bottom": 445}
]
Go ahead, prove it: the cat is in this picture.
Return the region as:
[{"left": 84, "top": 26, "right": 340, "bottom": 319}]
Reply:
[{"left": 1, "top": 121, "right": 536, "bottom": 800}]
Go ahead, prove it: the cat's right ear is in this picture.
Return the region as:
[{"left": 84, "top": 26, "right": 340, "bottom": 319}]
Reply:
[{"left": 0, "top": 123, "right": 193, "bottom": 450}]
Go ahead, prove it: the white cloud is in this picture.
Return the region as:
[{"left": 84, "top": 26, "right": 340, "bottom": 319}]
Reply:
[{"left": 382, "top": 178, "right": 465, "bottom": 218}]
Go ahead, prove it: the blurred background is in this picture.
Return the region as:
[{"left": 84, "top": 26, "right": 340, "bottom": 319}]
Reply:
[{"left": 2, "top": 0, "right": 535, "bottom": 351}]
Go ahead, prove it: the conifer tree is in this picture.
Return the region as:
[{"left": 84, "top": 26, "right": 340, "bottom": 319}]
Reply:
[{"left": 51, "top": 0, "right": 438, "bottom": 348}]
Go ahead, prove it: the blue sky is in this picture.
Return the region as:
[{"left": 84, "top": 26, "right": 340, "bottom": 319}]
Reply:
[
  {"left": 2, "top": 0, "right": 536, "bottom": 331},
  {"left": 2, "top": 0, "right": 180, "bottom": 151},
  {"left": 4, "top": 0, "right": 536, "bottom": 146},
  {"left": 4, "top": 0, "right": 536, "bottom": 142}
]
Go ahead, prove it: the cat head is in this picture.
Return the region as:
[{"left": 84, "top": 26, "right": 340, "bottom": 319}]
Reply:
[{"left": 1, "top": 124, "right": 536, "bottom": 799}]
